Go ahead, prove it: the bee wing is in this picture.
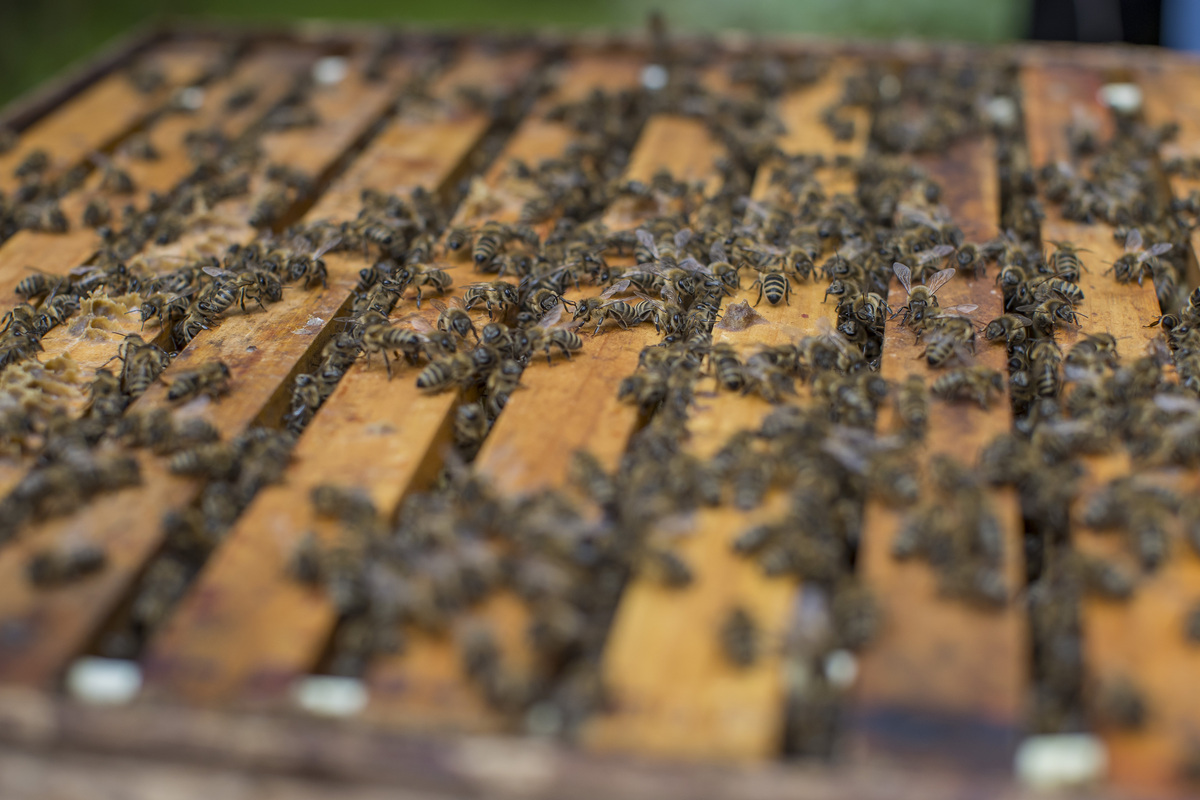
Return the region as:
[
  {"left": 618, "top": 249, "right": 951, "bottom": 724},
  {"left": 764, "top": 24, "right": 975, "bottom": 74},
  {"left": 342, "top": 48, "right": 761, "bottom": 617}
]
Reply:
[
  {"left": 635, "top": 228, "right": 658, "bottom": 256},
  {"left": 940, "top": 303, "right": 978, "bottom": 317},
  {"left": 709, "top": 240, "right": 728, "bottom": 264},
  {"left": 1142, "top": 242, "right": 1173, "bottom": 260},
  {"left": 201, "top": 265, "right": 237, "bottom": 280},
  {"left": 538, "top": 303, "right": 565, "bottom": 329},
  {"left": 406, "top": 316, "right": 436, "bottom": 333},
  {"left": 815, "top": 317, "right": 856, "bottom": 357},
  {"left": 1154, "top": 393, "right": 1200, "bottom": 413},
  {"left": 674, "top": 228, "right": 693, "bottom": 251},
  {"left": 892, "top": 262, "right": 913, "bottom": 294},
  {"left": 677, "top": 256, "right": 707, "bottom": 273},
  {"left": 599, "top": 279, "right": 632, "bottom": 300},
  {"left": 917, "top": 244, "right": 956, "bottom": 265},
  {"left": 1011, "top": 314, "right": 1033, "bottom": 326},
  {"left": 312, "top": 236, "right": 343, "bottom": 258},
  {"left": 1124, "top": 228, "right": 1143, "bottom": 252},
  {"left": 924, "top": 267, "right": 957, "bottom": 294},
  {"left": 431, "top": 300, "right": 448, "bottom": 313}
]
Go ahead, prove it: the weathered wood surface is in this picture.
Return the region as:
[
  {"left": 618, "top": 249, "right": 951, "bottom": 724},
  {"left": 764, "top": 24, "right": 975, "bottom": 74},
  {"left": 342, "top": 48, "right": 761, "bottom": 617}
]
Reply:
[
  {"left": 0, "top": 42, "right": 222, "bottom": 196},
  {"left": 140, "top": 46, "right": 552, "bottom": 708},
  {"left": 586, "top": 61, "right": 870, "bottom": 762},
  {"left": 850, "top": 136, "right": 1027, "bottom": 772},
  {"left": 1023, "top": 63, "right": 1200, "bottom": 795},
  {"left": 364, "top": 66, "right": 737, "bottom": 732},
  {"left": 0, "top": 50, "right": 424, "bottom": 688}
]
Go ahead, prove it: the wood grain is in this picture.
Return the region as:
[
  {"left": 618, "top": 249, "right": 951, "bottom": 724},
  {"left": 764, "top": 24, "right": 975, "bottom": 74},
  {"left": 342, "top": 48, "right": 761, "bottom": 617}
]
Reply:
[
  {"left": 851, "top": 136, "right": 1027, "bottom": 773},
  {"left": 0, "top": 41, "right": 221, "bottom": 196},
  {"left": 586, "top": 62, "right": 871, "bottom": 762},
  {"left": 1024, "top": 62, "right": 1200, "bottom": 795},
  {"left": 0, "top": 50, "right": 426, "bottom": 688},
  {"left": 138, "top": 46, "right": 557, "bottom": 708}
]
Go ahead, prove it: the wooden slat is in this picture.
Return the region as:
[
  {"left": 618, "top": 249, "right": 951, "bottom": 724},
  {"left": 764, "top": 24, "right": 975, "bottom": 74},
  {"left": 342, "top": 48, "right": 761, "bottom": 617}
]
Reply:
[
  {"left": 0, "top": 49, "right": 317, "bottom": 509},
  {"left": 1024, "top": 62, "right": 1200, "bottom": 794},
  {"left": 137, "top": 46, "right": 558, "bottom": 708},
  {"left": 362, "top": 68, "right": 738, "bottom": 731},
  {"left": 0, "top": 42, "right": 221, "bottom": 196},
  {"left": 0, "top": 49, "right": 429, "bottom": 688},
  {"left": 138, "top": 51, "right": 642, "bottom": 717},
  {"left": 850, "top": 136, "right": 1028, "bottom": 772},
  {"left": 586, "top": 62, "right": 871, "bottom": 762},
  {"left": 1140, "top": 61, "right": 1200, "bottom": 288}
]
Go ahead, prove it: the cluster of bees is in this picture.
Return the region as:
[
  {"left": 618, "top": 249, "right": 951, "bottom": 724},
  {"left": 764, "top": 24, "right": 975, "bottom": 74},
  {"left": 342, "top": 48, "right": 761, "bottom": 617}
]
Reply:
[{"left": 3, "top": 31, "right": 1200, "bottom": 768}]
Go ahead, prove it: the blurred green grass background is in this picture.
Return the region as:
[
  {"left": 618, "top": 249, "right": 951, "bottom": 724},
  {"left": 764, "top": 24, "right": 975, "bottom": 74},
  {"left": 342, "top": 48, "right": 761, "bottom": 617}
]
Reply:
[{"left": 0, "top": 0, "right": 1029, "bottom": 109}]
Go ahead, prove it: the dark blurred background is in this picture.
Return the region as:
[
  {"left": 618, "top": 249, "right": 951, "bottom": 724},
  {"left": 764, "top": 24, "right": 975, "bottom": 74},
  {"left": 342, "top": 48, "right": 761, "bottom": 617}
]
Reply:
[{"left": 0, "top": 0, "right": 1187, "bottom": 109}]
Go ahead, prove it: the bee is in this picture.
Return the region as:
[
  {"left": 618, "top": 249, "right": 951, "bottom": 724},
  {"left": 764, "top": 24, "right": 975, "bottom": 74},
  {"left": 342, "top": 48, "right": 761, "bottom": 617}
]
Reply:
[
  {"left": 1107, "top": 229, "right": 1172, "bottom": 285},
  {"left": 931, "top": 366, "right": 1004, "bottom": 408},
  {"left": 921, "top": 311, "right": 977, "bottom": 368},
  {"left": 113, "top": 334, "right": 171, "bottom": 397},
  {"left": 523, "top": 305, "right": 584, "bottom": 365},
  {"left": 895, "top": 375, "right": 928, "bottom": 440},
  {"left": 485, "top": 358, "right": 524, "bottom": 416},
  {"left": 952, "top": 242, "right": 988, "bottom": 278},
  {"left": 891, "top": 262, "right": 960, "bottom": 327},
  {"left": 719, "top": 606, "right": 760, "bottom": 667},
  {"left": 410, "top": 265, "right": 452, "bottom": 307},
  {"left": 454, "top": 401, "right": 490, "bottom": 452},
  {"left": 88, "top": 368, "right": 128, "bottom": 420},
  {"left": 121, "top": 132, "right": 160, "bottom": 161},
  {"left": 434, "top": 298, "right": 479, "bottom": 342},
  {"left": 99, "top": 163, "right": 136, "bottom": 195},
  {"left": 750, "top": 270, "right": 791, "bottom": 306},
  {"left": 15, "top": 201, "right": 68, "bottom": 233},
  {"left": 463, "top": 281, "right": 519, "bottom": 318},
  {"left": 984, "top": 314, "right": 1032, "bottom": 347},
  {"left": 1033, "top": 275, "right": 1085, "bottom": 304},
  {"left": 83, "top": 197, "right": 111, "bottom": 227},
  {"left": 284, "top": 239, "right": 337, "bottom": 289},
  {"left": 138, "top": 290, "right": 193, "bottom": 331},
  {"left": 14, "top": 271, "right": 59, "bottom": 301},
  {"left": 169, "top": 442, "right": 239, "bottom": 480},
  {"left": 1020, "top": 296, "right": 1085, "bottom": 335},
  {"left": 1046, "top": 240, "right": 1086, "bottom": 282},
  {"left": 14, "top": 148, "right": 48, "bottom": 178},
  {"left": 167, "top": 360, "right": 231, "bottom": 402},
  {"left": 1030, "top": 339, "right": 1061, "bottom": 398},
  {"left": 708, "top": 343, "right": 746, "bottom": 391},
  {"left": 359, "top": 313, "right": 428, "bottom": 378},
  {"left": 416, "top": 352, "right": 475, "bottom": 392},
  {"left": 644, "top": 547, "right": 693, "bottom": 588},
  {"left": 26, "top": 542, "right": 107, "bottom": 586},
  {"left": 472, "top": 221, "right": 510, "bottom": 267}
]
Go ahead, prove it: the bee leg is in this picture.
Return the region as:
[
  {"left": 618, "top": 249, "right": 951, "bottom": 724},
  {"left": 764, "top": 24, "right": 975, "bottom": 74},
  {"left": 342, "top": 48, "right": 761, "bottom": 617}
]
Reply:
[
  {"left": 382, "top": 351, "right": 393, "bottom": 380},
  {"left": 415, "top": 289, "right": 423, "bottom": 309},
  {"left": 754, "top": 283, "right": 763, "bottom": 307}
]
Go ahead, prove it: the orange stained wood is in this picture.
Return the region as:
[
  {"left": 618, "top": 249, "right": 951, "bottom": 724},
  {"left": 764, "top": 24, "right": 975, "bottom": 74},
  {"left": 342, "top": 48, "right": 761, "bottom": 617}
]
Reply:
[
  {"left": 138, "top": 51, "right": 641, "bottom": 716},
  {"left": 365, "top": 65, "right": 740, "bottom": 731},
  {"left": 0, "top": 47, "right": 444, "bottom": 688},
  {"left": 471, "top": 112, "right": 727, "bottom": 497},
  {"left": 1025, "top": 62, "right": 1200, "bottom": 795},
  {"left": 1140, "top": 60, "right": 1200, "bottom": 288},
  {"left": 586, "top": 64, "right": 871, "bottom": 762},
  {"left": 136, "top": 47, "right": 562, "bottom": 708},
  {"left": 0, "top": 43, "right": 277, "bottom": 301},
  {"left": 0, "top": 41, "right": 222, "bottom": 196},
  {"left": 851, "top": 136, "right": 1028, "bottom": 773},
  {"left": 0, "top": 46, "right": 313, "bottom": 311}
]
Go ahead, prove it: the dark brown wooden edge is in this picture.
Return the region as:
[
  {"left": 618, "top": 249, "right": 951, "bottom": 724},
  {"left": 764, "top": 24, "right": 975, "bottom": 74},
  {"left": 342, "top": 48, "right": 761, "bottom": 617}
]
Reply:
[{"left": 0, "top": 688, "right": 1157, "bottom": 800}]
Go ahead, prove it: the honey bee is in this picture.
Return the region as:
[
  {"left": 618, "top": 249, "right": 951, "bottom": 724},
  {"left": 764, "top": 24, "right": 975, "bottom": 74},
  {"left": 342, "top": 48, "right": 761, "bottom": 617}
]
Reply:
[
  {"left": 931, "top": 366, "right": 1004, "bottom": 408},
  {"left": 1020, "top": 296, "right": 1085, "bottom": 335},
  {"left": 415, "top": 352, "right": 475, "bottom": 392},
  {"left": 523, "top": 305, "right": 584, "bottom": 365},
  {"left": 1107, "top": 229, "right": 1172, "bottom": 285},
  {"left": 410, "top": 265, "right": 452, "bottom": 307},
  {"left": 984, "top": 314, "right": 1032, "bottom": 347},
  {"left": 920, "top": 311, "right": 977, "bottom": 368},
  {"left": 895, "top": 375, "right": 928, "bottom": 440},
  {"left": 891, "top": 262, "right": 962, "bottom": 327},
  {"left": 26, "top": 542, "right": 107, "bottom": 586},
  {"left": 719, "top": 606, "right": 760, "bottom": 667},
  {"left": 434, "top": 298, "right": 479, "bottom": 342},
  {"left": 113, "top": 334, "right": 171, "bottom": 396},
  {"left": 750, "top": 269, "right": 791, "bottom": 306},
  {"left": 708, "top": 343, "right": 746, "bottom": 391},
  {"left": 463, "top": 281, "right": 519, "bottom": 318},
  {"left": 167, "top": 360, "right": 232, "bottom": 402},
  {"left": 454, "top": 401, "right": 490, "bottom": 452},
  {"left": 83, "top": 197, "right": 111, "bottom": 227},
  {"left": 358, "top": 312, "right": 427, "bottom": 378}
]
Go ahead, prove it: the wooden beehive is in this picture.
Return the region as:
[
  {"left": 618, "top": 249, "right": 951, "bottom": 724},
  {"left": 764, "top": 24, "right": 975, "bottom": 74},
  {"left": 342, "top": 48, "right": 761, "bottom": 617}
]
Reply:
[{"left": 0, "top": 23, "right": 1198, "bottom": 799}]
